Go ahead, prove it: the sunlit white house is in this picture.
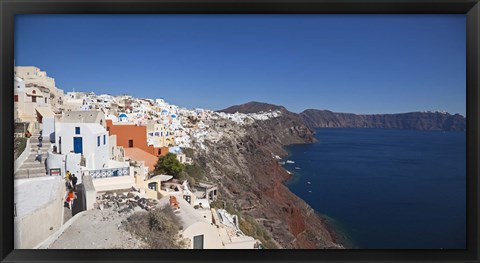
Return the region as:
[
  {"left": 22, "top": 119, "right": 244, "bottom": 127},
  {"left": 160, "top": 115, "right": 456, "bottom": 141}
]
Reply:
[{"left": 54, "top": 122, "right": 109, "bottom": 170}]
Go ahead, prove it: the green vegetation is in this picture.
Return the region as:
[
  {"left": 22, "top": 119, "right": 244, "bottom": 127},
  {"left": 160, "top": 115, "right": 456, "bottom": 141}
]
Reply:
[
  {"left": 184, "top": 163, "right": 205, "bottom": 181},
  {"left": 154, "top": 153, "right": 184, "bottom": 179},
  {"left": 154, "top": 149, "right": 208, "bottom": 187},
  {"left": 14, "top": 137, "right": 28, "bottom": 160},
  {"left": 181, "top": 147, "right": 194, "bottom": 158},
  {"left": 126, "top": 206, "right": 187, "bottom": 249},
  {"left": 239, "top": 215, "right": 278, "bottom": 249}
]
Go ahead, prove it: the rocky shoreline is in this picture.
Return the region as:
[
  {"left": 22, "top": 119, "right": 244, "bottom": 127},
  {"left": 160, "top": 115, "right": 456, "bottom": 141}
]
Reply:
[
  {"left": 279, "top": 148, "right": 347, "bottom": 249},
  {"left": 194, "top": 105, "right": 343, "bottom": 249}
]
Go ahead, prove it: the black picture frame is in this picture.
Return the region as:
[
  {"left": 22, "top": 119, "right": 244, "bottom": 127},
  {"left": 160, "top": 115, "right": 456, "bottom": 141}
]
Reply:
[{"left": 1, "top": 0, "right": 479, "bottom": 262}]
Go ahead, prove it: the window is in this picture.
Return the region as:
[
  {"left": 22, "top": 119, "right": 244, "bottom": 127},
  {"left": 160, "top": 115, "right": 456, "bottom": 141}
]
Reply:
[
  {"left": 193, "top": 235, "right": 204, "bottom": 249},
  {"left": 183, "top": 195, "right": 191, "bottom": 204},
  {"left": 32, "top": 96, "right": 36, "bottom": 103},
  {"left": 75, "top": 127, "right": 80, "bottom": 134},
  {"left": 148, "top": 182, "right": 158, "bottom": 191},
  {"left": 45, "top": 98, "right": 47, "bottom": 103},
  {"left": 128, "top": 140, "right": 133, "bottom": 148},
  {"left": 32, "top": 90, "right": 36, "bottom": 94},
  {"left": 14, "top": 95, "right": 18, "bottom": 102},
  {"left": 103, "top": 135, "right": 106, "bottom": 145},
  {"left": 97, "top": 136, "right": 100, "bottom": 147}
]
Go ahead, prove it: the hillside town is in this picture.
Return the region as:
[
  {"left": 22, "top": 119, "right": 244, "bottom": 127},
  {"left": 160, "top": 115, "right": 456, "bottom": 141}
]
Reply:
[{"left": 13, "top": 66, "right": 283, "bottom": 249}]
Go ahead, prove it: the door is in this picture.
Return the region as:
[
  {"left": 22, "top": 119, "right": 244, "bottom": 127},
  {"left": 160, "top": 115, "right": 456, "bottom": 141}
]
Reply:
[
  {"left": 73, "top": 137, "right": 83, "bottom": 154},
  {"left": 193, "top": 235, "right": 204, "bottom": 249}
]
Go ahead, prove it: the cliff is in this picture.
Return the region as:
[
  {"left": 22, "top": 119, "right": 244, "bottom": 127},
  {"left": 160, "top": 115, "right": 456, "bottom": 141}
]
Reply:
[
  {"left": 300, "top": 109, "right": 466, "bottom": 131},
  {"left": 192, "top": 104, "right": 341, "bottom": 249},
  {"left": 203, "top": 101, "right": 464, "bottom": 248}
]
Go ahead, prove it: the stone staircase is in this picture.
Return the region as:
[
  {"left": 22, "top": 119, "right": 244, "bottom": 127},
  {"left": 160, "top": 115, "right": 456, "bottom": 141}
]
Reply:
[{"left": 14, "top": 130, "right": 52, "bottom": 179}]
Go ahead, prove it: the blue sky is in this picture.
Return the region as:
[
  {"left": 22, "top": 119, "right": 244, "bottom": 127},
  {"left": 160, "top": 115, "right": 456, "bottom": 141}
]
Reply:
[{"left": 15, "top": 15, "right": 466, "bottom": 115}]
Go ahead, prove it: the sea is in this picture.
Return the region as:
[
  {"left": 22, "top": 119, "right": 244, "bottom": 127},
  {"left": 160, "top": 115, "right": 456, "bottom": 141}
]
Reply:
[{"left": 283, "top": 128, "right": 466, "bottom": 249}]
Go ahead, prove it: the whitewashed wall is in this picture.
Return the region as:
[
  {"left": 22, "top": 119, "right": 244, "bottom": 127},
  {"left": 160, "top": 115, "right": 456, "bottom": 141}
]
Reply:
[
  {"left": 42, "top": 116, "right": 55, "bottom": 142},
  {"left": 55, "top": 122, "right": 109, "bottom": 170}
]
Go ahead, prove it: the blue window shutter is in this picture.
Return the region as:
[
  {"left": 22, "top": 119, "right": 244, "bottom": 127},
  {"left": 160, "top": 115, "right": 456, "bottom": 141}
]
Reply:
[
  {"left": 104, "top": 135, "right": 106, "bottom": 145},
  {"left": 97, "top": 136, "right": 100, "bottom": 147},
  {"left": 75, "top": 127, "right": 80, "bottom": 134}
]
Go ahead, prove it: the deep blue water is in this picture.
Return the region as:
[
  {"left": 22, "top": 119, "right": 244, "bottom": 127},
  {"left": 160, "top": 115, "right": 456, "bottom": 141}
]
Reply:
[{"left": 284, "top": 128, "right": 466, "bottom": 249}]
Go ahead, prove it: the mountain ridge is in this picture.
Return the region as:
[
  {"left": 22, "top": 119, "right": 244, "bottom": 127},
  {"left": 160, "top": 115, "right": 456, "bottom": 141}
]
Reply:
[
  {"left": 219, "top": 101, "right": 466, "bottom": 132},
  {"left": 219, "top": 101, "right": 288, "bottom": 114}
]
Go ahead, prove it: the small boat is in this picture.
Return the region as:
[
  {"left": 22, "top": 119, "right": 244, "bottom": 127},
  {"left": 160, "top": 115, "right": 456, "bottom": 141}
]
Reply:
[
  {"left": 286, "top": 160, "right": 295, "bottom": 164},
  {"left": 294, "top": 167, "right": 301, "bottom": 170},
  {"left": 308, "top": 190, "right": 312, "bottom": 193},
  {"left": 286, "top": 171, "right": 293, "bottom": 175},
  {"left": 307, "top": 181, "right": 311, "bottom": 185},
  {"left": 279, "top": 161, "right": 285, "bottom": 165}
]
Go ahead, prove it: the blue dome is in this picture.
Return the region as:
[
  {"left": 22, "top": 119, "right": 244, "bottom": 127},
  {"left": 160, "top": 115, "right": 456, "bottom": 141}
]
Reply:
[
  {"left": 119, "top": 113, "right": 127, "bottom": 118},
  {"left": 171, "top": 114, "right": 177, "bottom": 118},
  {"left": 162, "top": 109, "right": 168, "bottom": 113}
]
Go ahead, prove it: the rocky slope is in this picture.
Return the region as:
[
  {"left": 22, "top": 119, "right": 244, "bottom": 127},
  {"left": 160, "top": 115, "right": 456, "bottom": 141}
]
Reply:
[
  {"left": 300, "top": 109, "right": 466, "bottom": 131},
  {"left": 189, "top": 102, "right": 342, "bottom": 249},
  {"left": 220, "top": 101, "right": 289, "bottom": 114}
]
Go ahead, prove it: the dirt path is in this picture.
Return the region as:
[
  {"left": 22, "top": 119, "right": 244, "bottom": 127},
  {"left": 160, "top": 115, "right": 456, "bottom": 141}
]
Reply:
[{"left": 48, "top": 208, "right": 147, "bottom": 249}]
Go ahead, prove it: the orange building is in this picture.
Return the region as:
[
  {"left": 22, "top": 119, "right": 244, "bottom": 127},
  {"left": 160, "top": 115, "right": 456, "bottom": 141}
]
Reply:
[
  {"left": 106, "top": 119, "right": 169, "bottom": 157},
  {"left": 124, "top": 147, "right": 158, "bottom": 172}
]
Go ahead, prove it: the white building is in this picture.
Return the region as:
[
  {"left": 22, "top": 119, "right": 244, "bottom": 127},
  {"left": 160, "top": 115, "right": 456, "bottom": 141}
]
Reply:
[
  {"left": 213, "top": 209, "right": 259, "bottom": 249},
  {"left": 54, "top": 122, "right": 109, "bottom": 170},
  {"left": 159, "top": 196, "right": 224, "bottom": 249},
  {"left": 118, "top": 113, "right": 129, "bottom": 122}
]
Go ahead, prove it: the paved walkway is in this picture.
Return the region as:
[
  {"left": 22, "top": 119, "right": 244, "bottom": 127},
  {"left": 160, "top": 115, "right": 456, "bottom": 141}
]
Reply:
[
  {"left": 48, "top": 208, "right": 147, "bottom": 249},
  {"left": 72, "top": 184, "right": 85, "bottom": 216}
]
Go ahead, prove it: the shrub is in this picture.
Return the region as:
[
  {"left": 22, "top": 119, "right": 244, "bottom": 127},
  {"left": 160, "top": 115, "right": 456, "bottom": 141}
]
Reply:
[
  {"left": 154, "top": 153, "right": 184, "bottom": 179},
  {"left": 126, "top": 206, "right": 187, "bottom": 249},
  {"left": 184, "top": 164, "right": 205, "bottom": 181},
  {"left": 14, "top": 137, "right": 28, "bottom": 160}
]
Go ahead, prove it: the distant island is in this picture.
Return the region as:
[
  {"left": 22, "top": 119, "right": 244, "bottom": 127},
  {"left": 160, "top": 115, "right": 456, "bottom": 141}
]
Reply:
[{"left": 220, "top": 101, "right": 466, "bottom": 132}]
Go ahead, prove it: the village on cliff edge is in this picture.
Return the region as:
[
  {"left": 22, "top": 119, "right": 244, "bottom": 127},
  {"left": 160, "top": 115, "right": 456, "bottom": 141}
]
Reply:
[{"left": 13, "top": 66, "right": 285, "bottom": 249}]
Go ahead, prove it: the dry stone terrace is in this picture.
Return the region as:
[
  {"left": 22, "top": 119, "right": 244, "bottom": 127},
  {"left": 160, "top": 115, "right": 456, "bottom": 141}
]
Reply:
[{"left": 95, "top": 189, "right": 160, "bottom": 214}]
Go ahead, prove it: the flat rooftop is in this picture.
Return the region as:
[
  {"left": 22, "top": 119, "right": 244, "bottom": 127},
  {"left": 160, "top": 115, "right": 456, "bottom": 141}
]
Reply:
[{"left": 14, "top": 176, "right": 62, "bottom": 219}]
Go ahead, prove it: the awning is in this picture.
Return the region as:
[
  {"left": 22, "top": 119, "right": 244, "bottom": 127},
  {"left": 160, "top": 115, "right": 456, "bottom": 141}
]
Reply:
[
  {"left": 35, "top": 107, "right": 55, "bottom": 118},
  {"left": 147, "top": 174, "right": 173, "bottom": 182},
  {"left": 26, "top": 92, "right": 44, "bottom": 97}
]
